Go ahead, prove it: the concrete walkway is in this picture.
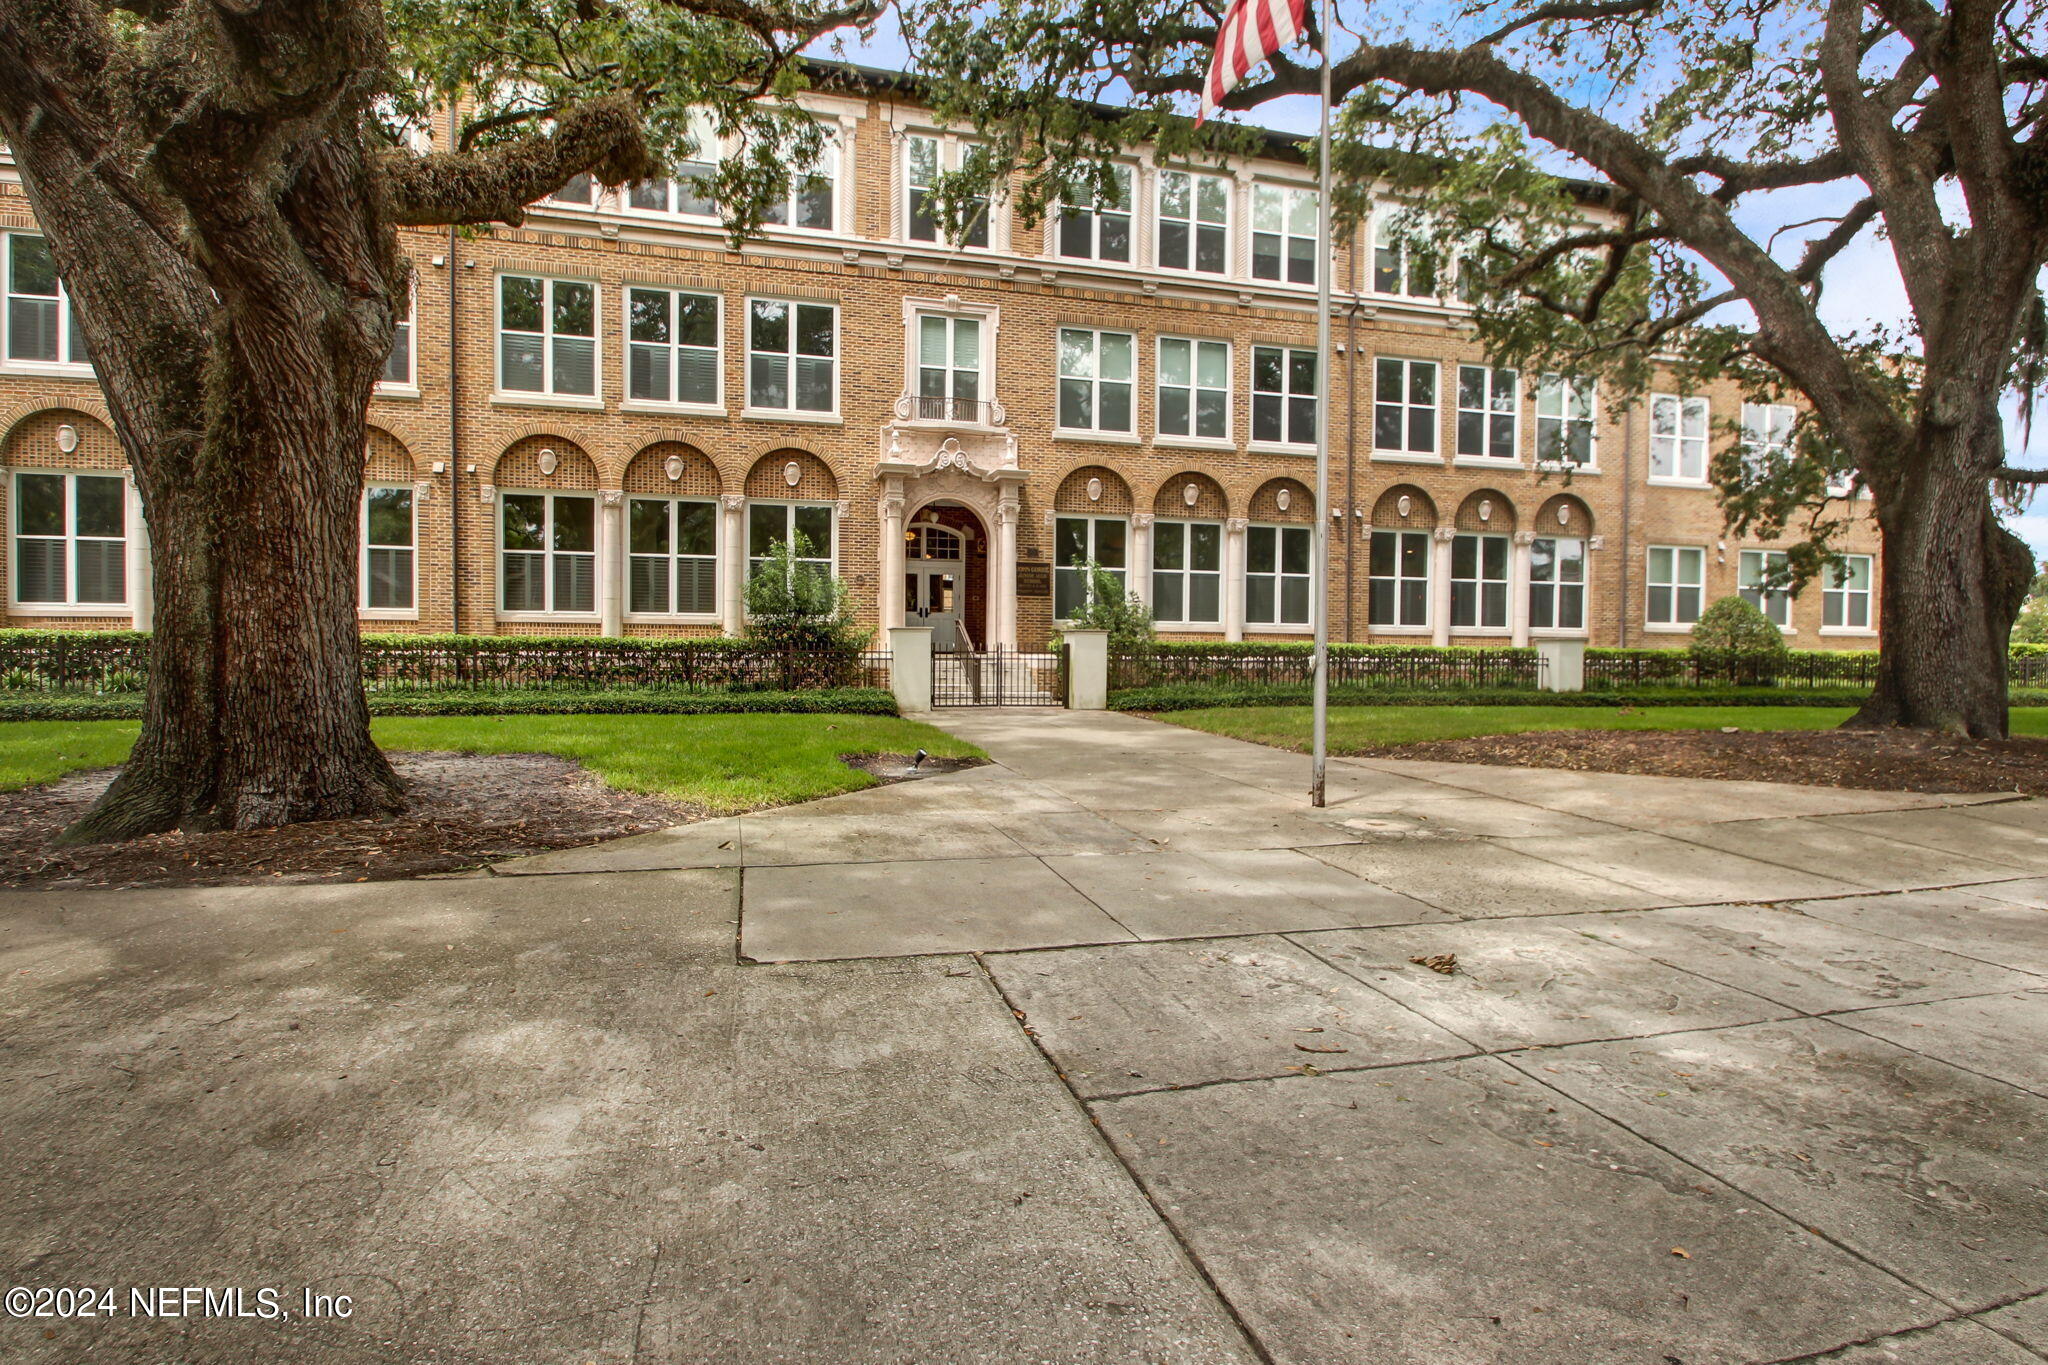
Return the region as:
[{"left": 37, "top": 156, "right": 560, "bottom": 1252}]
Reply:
[{"left": 4, "top": 709, "right": 2048, "bottom": 1362}]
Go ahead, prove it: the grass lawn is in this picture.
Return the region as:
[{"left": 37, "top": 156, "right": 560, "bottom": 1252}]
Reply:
[
  {"left": 1159, "top": 704, "right": 2048, "bottom": 752},
  {"left": 0, "top": 714, "right": 984, "bottom": 814}
]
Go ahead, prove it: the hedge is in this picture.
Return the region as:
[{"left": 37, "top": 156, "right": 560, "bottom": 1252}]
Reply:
[
  {"left": 1113, "top": 682, "right": 2048, "bottom": 712},
  {"left": 0, "top": 687, "right": 900, "bottom": 723}
]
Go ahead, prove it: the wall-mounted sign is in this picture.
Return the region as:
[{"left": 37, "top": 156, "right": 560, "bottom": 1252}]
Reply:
[{"left": 1014, "top": 560, "right": 1052, "bottom": 597}]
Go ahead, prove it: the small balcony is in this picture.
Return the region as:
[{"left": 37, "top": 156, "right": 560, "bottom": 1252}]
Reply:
[{"left": 893, "top": 394, "right": 1008, "bottom": 428}]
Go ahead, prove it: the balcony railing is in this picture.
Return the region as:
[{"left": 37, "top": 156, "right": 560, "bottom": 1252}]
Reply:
[{"left": 894, "top": 393, "right": 1007, "bottom": 426}]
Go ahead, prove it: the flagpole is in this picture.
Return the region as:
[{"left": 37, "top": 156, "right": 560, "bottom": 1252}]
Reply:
[{"left": 1310, "top": 0, "right": 1333, "bottom": 807}]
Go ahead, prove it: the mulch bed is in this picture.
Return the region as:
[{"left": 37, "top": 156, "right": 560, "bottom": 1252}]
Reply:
[
  {"left": 1362, "top": 726, "right": 2048, "bottom": 796},
  {"left": 0, "top": 751, "right": 699, "bottom": 891}
]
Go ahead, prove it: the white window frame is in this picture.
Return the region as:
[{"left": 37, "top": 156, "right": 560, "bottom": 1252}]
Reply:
[
  {"left": 911, "top": 310, "right": 989, "bottom": 417},
  {"left": 1822, "top": 553, "right": 1875, "bottom": 634},
  {"left": 1650, "top": 393, "right": 1710, "bottom": 485},
  {"left": 377, "top": 280, "right": 417, "bottom": 393},
  {"left": 1053, "top": 164, "right": 1135, "bottom": 264},
  {"left": 1739, "top": 548, "right": 1794, "bottom": 631},
  {"left": 745, "top": 500, "right": 837, "bottom": 597},
  {"left": 759, "top": 123, "right": 843, "bottom": 234},
  {"left": 497, "top": 490, "right": 599, "bottom": 619},
  {"left": 1251, "top": 345, "right": 1318, "bottom": 450},
  {"left": 3, "top": 233, "right": 89, "bottom": 373},
  {"left": 1245, "top": 523, "right": 1314, "bottom": 629},
  {"left": 1053, "top": 514, "right": 1128, "bottom": 620},
  {"left": 1372, "top": 356, "right": 1440, "bottom": 460},
  {"left": 745, "top": 297, "right": 840, "bottom": 420},
  {"left": 623, "top": 108, "right": 722, "bottom": 220},
  {"left": 1528, "top": 535, "right": 1589, "bottom": 635},
  {"left": 1644, "top": 544, "right": 1706, "bottom": 631},
  {"left": 1155, "top": 169, "right": 1230, "bottom": 276},
  {"left": 9, "top": 469, "right": 127, "bottom": 613},
  {"left": 494, "top": 274, "right": 600, "bottom": 404},
  {"left": 1536, "top": 374, "right": 1599, "bottom": 470},
  {"left": 1454, "top": 365, "right": 1520, "bottom": 464},
  {"left": 623, "top": 285, "right": 723, "bottom": 413},
  {"left": 359, "top": 483, "right": 418, "bottom": 619},
  {"left": 626, "top": 495, "right": 722, "bottom": 620},
  {"left": 1368, "top": 528, "right": 1432, "bottom": 631},
  {"left": 1056, "top": 327, "right": 1136, "bottom": 436},
  {"left": 903, "top": 132, "right": 994, "bottom": 250},
  {"left": 1155, "top": 336, "right": 1232, "bottom": 445},
  {"left": 1372, "top": 209, "right": 1436, "bottom": 298},
  {"left": 1250, "top": 183, "right": 1317, "bottom": 286},
  {"left": 1150, "top": 518, "right": 1225, "bottom": 629},
  {"left": 1742, "top": 402, "right": 1798, "bottom": 468},
  {"left": 1449, "top": 532, "right": 1511, "bottom": 632}
]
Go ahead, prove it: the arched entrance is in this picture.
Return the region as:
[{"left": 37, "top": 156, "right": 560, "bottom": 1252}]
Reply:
[{"left": 903, "top": 502, "right": 988, "bottom": 651}]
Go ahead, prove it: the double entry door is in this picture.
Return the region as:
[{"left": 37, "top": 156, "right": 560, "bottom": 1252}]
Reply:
[{"left": 905, "top": 563, "right": 961, "bottom": 651}]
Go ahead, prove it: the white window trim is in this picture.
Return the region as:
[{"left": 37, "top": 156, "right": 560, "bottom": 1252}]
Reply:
[
  {"left": 358, "top": 482, "right": 419, "bottom": 621},
  {"left": 1738, "top": 547, "right": 1796, "bottom": 634},
  {"left": 1150, "top": 517, "right": 1226, "bottom": 629},
  {"left": 1648, "top": 392, "right": 1711, "bottom": 486},
  {"left": 374, "top": 277, "right": 419, "bottom": 397},
  {"left": 1052, "top": 514, "right": 1131, "bottom": 622},
  {"left": 1248, "top": 182, "right": 1319, "bottom": 288},
  {"left": 1367, "top": 527, "right": 1433, "bottom": 632},
  {"left": 493, "top": 273, "right": 602, "bottom": 404},
  {"left": 1535, "top": 374, "right": 1601, "bottom": 473},
  {"left": 744, "top": 499, "right": 839, "bottom": 585},
  {"left": 2, "top": 232, "right": 90, "bottom": 374},
  {"left": 1155, "top": 335, "right": 1233, "bottom": 445},
  {"left": 1820, "top": 552, "right": 1876, "bottom": 635},
  {"left": 1243, "top": 523, "right": 1315, "bottom": 630},
  {"left": 1370, "top": 206, "right": 1438, "bottom": 300},
  {"left": 1528, "top": 535, "right": 1591, "bottom": 637},
  {"left": 1250, "top": 344, "right": 1318, "bottom": 450},
  {"left": 623, "top": 494, "right": 723, "bottom": 623},
  {"left": 620, "top": 283, "right": 725, "bottom": 416},
  {"left": 1055, "top": 326, "right": 1138, "bottom": 437},
  {"left": 1049, "top": 163, "right": 1137, "bottom": 265},
  {"left": 743, "top": 296, "right": 842, "bottom": 420},
  {"left": 1448, "top": 531, "right": 1512, "bottom": 634},
  {"left": 1154, "top": 168, "right": 1232, "bottom": 278},
  {"left": 1372, "top": 355, "right": 1441, "bottom": 460},
  {"left": 7, "top": 468, "right": 131, "bottom": 615},
  {"left": 495, "top": 489, "right": 602, "bottom": 621},
  {"left": 1643, "top": 543, "right": 1707, "bottom": 631},
  {"left": 901, "top": 297, "right": 1001, "bottom": 427},
  {"left": 1453, "top": 364, "right": 1522, "bottom": 465},
  {"left": 900, "top": 129, "right": 1002, "bottom": 252}
]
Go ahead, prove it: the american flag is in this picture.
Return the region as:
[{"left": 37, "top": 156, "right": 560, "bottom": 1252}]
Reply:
[{"left": 1199, "top": 0, "right": 1311, "bottom": 124}]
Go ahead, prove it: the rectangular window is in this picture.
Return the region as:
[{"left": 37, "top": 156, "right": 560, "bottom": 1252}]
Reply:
[
  {"left": 1053, "top": 515, "right": 1127, "bottom": 618},
  {"left": 1245, "top": 524, "right": 1312, "bottom": 626},
  {"left": 628, "top": 109, "right": 720, "bottom": 218},
  {"left": 1373, "top": 357, "right": 1439, "bottom": 455},
  {"left": 1645, "top": 545, "right": 1705, "bottom": 627},
  {"left": 747, "top": 502, "right": 834, "bottom": 592},
  {"left": 545, "top": 173, "right": 596, "bottom": 207},
  {"left": 1056, "top": 166, "right": 1133, "bottom": 262},
  {"left": 762, "top": 126, "right": 838, "bottom": 232},
  {"left": 498, "top": 275, "right": 596, "bottom": 397},
  {"left": 1651, "top": 394, "right": 1709, "bottom": 482},
  {"left": 629, "top": 497, "right": 719, "bottom": 615},
  {"left": 1157, "top": 171, "right": 1228, "bottom": 274},
  {"left": 1151, "top": 520, "right": 1223, "bottom": 626},
  {"left": 361, "top": 484, "right": 415, "bottom": 612},
  {"left": 1739, "top": 549, "right": 1792, "bottom": 628},
  {"left": 1450, "top": 533, "right": 1510, "bottom": 630},
  {"left": 1455, "top": 365, "right": 1519, "bottom": 461},
  {"left": 747, "top": 299, "right": 837, "bottom": 414},
  {"left": 1057, "top": 328, "right": 1134, "bottom": 433},
  {"left": 1251, "top": 185, "right": 1317, "bottom": 284},
  {"left": 500, "top": 492, "right": 596, "bottom": 615},
  {"left": 1368, "top": 529, "right": 1430, "bottom": 628},
  {"left": 380, "top": 287, "right": 414, "bottom": 387},
  {"left": 1742, "top": 401, "right": 1797, "bottom": 472},
  {"left": 1157, "top": 337, "right": 1230, "bottom": 441},
  {"left": 627, "top": 288, "right": 720, "bottom": 406},
  {"left": 905, "top": 135, "right": 990, "bottom": 247},
  {"left": 1536, "top": 375, "right": 1597, "bottom": 467},
  {"left": 916, "top": 313, "right": 983, "bottom": 418},
  {"left": 1529, "top": 537, "right": 1587, "bottom": 631},
  {"left": 1824, "top": 554, "right": 1873, "bottom": 631},
  {"left": 1372, "top": 212, "right": 1436, "bottom": 296},
  {"left": 5, "top": 235, "right": 86, "bottom": 367},
  {"left": 11, "top": 470, "right": 124, "bottom": 606},
  {"left": 1252, "top": 345, "right": 1317, "bottom": 447}
]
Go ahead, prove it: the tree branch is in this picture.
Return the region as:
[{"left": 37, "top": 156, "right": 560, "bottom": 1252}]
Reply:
[{"left": 381, "top": 94, "right": 654, "bottom": 226}]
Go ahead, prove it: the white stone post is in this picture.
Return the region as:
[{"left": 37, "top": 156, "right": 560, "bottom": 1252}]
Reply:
[
  {"left": 125, "top": 473, "right": 153, "bottom": 633},
  {"left": 599, "top": 490, "right": 624, "bottom": 637},
  {"left": 1430, "top": 526, "right": 1455, "bottom": 647},
  {"left": 994, "top": 492, "right": 1020, "bottom": 649},
  {"left": 1223, "top": 517, "right": 1248, "bottom": 641},
  {"left": 720, "top": 494, "right": 747, "bottom": 636},
  {"left": 1536, "top": 638, "right": 1586, "bottom": 692},
  {"left": 1063, "top": 627, "right": 1110, "bottom": 709},
  {"left": 1511, "top": 531, "right": 1535, "bottom": 649},
  {"left": 1129, "top": 511, "right": 1155, "bottom": 610},
  {"left": 879, "top": 487, "right": 907, "bottom": 639},
  {"left": 888, "top": 625, "right": 934, "bottom": 711}
]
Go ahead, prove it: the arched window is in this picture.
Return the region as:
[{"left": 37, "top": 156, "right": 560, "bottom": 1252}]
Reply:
[{"left": 906, "top": 525, "right": 963, "bottom": 560}]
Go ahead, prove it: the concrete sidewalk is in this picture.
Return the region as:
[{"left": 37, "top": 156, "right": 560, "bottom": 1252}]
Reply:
[{"left": 3, "top": 708, "right": 2047, "bottom": 1362}]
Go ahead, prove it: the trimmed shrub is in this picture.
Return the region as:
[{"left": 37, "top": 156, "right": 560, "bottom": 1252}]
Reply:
[
  {"left": 1691, "top": 595, "right": 1791, "bottom": 655},
  {"left": 0, "top": 687, "right": 899, "bottom": 723},
  {"left": 1110, "top": 683, "right": 1882, "bottom": 712}
]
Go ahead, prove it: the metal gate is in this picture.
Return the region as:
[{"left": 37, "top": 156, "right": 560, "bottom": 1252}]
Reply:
[{"left": 932, "top": 649, "right": 1067, "bottom": 706}]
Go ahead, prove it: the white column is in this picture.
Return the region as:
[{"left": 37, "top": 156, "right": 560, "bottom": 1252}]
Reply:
[
  {"left": 599, "top": 490, "right": 624, "bottom": 637},
  {"left": 1430, "top": 526, "right": 1455, "bottom": 647},
  {"left": 994, "top": 490, "right": 1020, "bottom": 649},
  {"left": 887, "top": 625, "right": 933, "bottom": 711},
  {"left": 879, "top": 484, "right": 906, "bottom": 638},
  {"left": 1063, "top": 628, "right": 1110, "bottom": 709},
  {"left": 1129, "top": 512, "right": 1154, "bottom": 610},
  {"left": 125, "top": 473, "right": 153, "bottom": 633},
  {"left": 720, "top": 494, "right": 747, "bottom": 636},
  {"left": 1511, "top": 531, "right": 1534, "bottom": 648},
  {"left": 1223, "top": 517, "right": 1248, "bottom": 641}
]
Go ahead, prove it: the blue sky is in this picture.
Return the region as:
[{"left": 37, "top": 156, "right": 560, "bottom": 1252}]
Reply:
[{"left": 815, "top": 13, "right": 2048, "bottom": 565}]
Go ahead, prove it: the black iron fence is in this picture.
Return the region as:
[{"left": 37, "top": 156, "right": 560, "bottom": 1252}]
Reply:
[
  {"left": 933, "top": 649, "right": 1066, "bottom": 706},
  {"left": 1582, "top": 648, "right": 1881, "bottom": 690},
  {"left": 1112, "top": 646, "right": 1540, "bottom": 692}
]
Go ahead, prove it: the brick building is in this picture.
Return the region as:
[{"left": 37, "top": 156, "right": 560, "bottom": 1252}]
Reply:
[{"left": 0, "top": 68, "right": 1881, "bottom": 652}]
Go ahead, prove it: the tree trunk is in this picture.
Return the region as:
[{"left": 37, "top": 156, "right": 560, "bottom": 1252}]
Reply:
[{"left": 1848, "top": 424, "right": 2032, "bottom": 738}]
